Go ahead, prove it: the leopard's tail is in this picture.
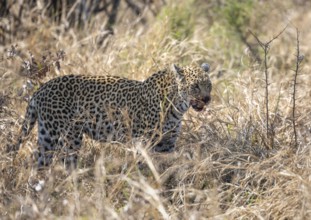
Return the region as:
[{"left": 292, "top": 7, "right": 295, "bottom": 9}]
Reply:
[{"left": 14, "top": 98, "right": 38, "bottom": 151}]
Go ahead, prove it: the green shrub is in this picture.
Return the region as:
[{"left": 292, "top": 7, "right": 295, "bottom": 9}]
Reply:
[
  {"left": 158, "top": 0, "right": 195, "bottom": 40},
  {"left": 222, "top": 0, "right": 254, "bottom": 33}
]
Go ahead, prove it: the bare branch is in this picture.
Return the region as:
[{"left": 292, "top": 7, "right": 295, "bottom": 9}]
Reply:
[
  {"left": 249, "top": 24, "right": 288, "bottom": 48},
  {"left": 266, "top": 24, "right": 288, "bottom": 45},
  {"left": 248, "top": 30, "right": 265, "bottom": 48},
  {"left": 292, "top": 28, "right": 303, "bottom": 149},
  {"left": 249, "top": 25, "right": 288, "bottom": 149}
]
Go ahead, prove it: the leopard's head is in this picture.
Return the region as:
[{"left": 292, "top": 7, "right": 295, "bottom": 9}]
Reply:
[{"left": 172, "top": 63, "right": 212, "bottom": 112}]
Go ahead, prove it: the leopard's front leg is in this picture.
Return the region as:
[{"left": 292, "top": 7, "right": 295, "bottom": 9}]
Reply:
[{"left": 153, "top": 120, "right": 181, "bottom": 152}]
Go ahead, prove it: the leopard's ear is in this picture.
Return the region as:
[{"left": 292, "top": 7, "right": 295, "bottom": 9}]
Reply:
[
  {"left": 201, "top": 63, "right": 210, "bottom": 73},
  {"left": 171, "top": 64, "right": 184, "bottom": 81}
]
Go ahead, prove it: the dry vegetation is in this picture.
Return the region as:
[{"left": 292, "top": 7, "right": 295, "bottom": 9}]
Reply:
[{"left": 1, "top": 0, "right": 311, "bottom": 219}]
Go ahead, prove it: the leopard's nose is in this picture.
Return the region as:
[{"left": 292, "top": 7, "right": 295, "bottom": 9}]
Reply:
[{"left": 203, "top": 96, "right": 211, "bottom": 104}]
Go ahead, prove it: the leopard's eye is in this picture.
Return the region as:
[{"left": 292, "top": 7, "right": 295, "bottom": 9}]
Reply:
[
  {"left": 207, "top": 82, "right": 212, "bottom": 91},
  {"left": 192, "top": 84, "right": 200, "bottom": 93}
]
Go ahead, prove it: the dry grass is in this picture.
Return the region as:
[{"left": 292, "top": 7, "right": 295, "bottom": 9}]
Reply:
[{"left": 1, "top": 0, "right": 311, "bottom": 219}]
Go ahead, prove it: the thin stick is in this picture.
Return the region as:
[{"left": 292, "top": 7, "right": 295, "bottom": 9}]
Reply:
[{"left": 292, "top": 28, "right": 303, "bottom": 148}]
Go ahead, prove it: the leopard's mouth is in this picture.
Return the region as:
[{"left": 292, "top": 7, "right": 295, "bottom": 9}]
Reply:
[{"left": 190, "top": 100, "right": 206, "bottom": 112}]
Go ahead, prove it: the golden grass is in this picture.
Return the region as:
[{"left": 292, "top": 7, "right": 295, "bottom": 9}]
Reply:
[{"left": 1, "top": 0, "right": 311, "bottom": 219}]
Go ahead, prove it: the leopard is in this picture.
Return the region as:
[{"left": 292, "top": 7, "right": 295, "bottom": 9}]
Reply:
[{"left": 16, "top": 63, "right": 212, "bottom": 167}]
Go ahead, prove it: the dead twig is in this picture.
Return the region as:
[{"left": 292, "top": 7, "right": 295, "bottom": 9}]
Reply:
[
  {"left": 249, "top": 25, "right": 287, "bottom": 148},
  {"left": 292, "top": 28, "right": 304, "bottom": 149}
]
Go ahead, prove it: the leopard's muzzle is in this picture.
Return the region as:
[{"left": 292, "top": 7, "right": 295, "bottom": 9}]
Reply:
[{"left": 190, "top": 96, "right": 211, "bottom": 112}]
